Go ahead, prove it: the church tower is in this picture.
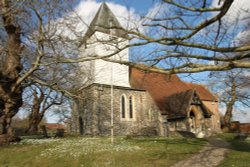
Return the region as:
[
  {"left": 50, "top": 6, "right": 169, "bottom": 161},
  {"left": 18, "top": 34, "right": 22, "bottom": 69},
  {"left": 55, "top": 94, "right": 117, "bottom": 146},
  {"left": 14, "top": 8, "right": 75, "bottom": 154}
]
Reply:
[{"left": 80, "top": 2, "right": 130, "bottom": 87}]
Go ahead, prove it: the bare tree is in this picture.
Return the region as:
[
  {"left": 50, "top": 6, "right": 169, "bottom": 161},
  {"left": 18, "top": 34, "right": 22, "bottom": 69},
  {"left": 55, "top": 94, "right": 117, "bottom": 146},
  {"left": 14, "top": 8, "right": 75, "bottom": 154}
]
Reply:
[
  {"left": 0, "top": 0, "right": 81, "bottom": 142},
  {"left": 46, "top": 0, "right": 250, "bottom": 76},
  {"left": 208, "top": 70, "right": 250, "bottom": 129},
  {"left": 76, "top": 0, "right": 249, "bottom": 74},
  {"left": 212, "top": 11, "right": 250, "bottom": 129},
  {"left": 23, "top": 84, "right": 63, "bottom": 135},
  {"left": 50, "top": 98, "right": 71, "bottom": 124},
  {"left": 222, "top": 71, "right": 250, "bottom": 127}
]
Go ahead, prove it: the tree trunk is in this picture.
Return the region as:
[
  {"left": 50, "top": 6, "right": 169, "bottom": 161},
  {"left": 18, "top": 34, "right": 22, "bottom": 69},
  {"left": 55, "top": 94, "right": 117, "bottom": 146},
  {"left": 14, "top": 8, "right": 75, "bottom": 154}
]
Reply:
[
  {"left": 0, "top": 0, "right": 23, "bottom": 138},
  {"left": 223, "top": 78, "right": 237, "bottom": 130},
  {"left": 26, "top": 90, "right": 44, "bottom": 135},
  {"left": 26, "top": 113, "right": 43, "bottom": 135},
  {"left": 40, "top": 125, "right": 48, "bottom": 138},
  {"left": 223, "top": 101, "right": 234, "bottom": 127},
  {"left": 1, "top": 94, "right": 23, "bottom": 133},
  {"left": 26, "top": 122, "right": 40, "bottom": 135}
]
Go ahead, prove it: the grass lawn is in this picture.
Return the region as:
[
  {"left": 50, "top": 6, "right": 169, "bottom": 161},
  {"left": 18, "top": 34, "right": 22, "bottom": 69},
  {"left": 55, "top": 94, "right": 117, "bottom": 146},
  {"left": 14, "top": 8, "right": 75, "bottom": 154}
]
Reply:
[
  {"left": 218, "top": 133, "right": 250, "bottom": 167},
  {"left": 0, "top": 137, "right": 206, "bottom": 167}
]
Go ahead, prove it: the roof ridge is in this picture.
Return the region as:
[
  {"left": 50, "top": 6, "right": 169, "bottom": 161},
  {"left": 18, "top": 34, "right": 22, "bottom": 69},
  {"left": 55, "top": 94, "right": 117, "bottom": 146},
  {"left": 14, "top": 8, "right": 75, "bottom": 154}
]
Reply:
[{"left": 185, "top": 82, "right": 218, "bottom": 101}]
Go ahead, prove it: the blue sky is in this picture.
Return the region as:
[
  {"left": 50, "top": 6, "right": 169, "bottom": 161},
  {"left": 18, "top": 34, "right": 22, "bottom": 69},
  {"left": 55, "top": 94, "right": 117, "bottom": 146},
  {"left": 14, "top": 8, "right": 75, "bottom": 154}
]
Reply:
[{"left": 95, "top": 0, "right": 156, "bottom": 13}]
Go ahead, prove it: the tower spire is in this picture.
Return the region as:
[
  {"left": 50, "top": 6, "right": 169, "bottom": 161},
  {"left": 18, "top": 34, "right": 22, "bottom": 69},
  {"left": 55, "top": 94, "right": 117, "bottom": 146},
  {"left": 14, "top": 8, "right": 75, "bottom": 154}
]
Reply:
[{"left": 82, "top": 2, "right": 128, "bottom": 43}]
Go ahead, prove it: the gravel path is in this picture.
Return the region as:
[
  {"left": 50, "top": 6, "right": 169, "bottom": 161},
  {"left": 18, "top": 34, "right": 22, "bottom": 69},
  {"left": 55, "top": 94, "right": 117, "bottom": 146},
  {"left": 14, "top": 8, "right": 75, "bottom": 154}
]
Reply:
[{"left": 172, "top": 138, "right": 230, "bottom": 167}]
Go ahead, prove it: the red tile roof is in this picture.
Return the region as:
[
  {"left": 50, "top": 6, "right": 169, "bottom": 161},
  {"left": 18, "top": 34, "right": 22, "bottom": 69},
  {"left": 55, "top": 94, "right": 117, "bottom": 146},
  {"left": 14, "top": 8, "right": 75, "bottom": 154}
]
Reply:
[
  {"left": 184, "top": 82, "right": 218, "bottom": 101},
  {"left": 129, "top": 67, "right": 217, "bottom": 116}
]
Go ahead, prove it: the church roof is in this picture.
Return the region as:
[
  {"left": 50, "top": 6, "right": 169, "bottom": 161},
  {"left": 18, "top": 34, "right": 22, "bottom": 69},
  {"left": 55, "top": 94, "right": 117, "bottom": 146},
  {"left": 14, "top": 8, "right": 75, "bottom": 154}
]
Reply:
[
  {"left": 130, "top": 67, "right": 217, "bottom": 118},
  {"left": 184, "top": 82, "right": 217, "bottom": 102},
  {"left": 163, "top": 90, "right": 212, "bottom": 119},
  {"left": 82, "top": 2, "right": 128, "bottom": 43},
  {"left": 163, "top": 89, "right": 194, "bottom": 119}
]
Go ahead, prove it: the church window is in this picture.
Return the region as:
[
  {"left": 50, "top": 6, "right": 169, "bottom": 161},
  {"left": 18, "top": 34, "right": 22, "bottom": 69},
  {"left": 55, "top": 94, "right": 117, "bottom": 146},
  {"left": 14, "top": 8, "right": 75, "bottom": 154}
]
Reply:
[
  {"left": 129, "top": 96, "right": 133, "bottom": 118},
  {"left": 121, "top": 95, "right": 126, "bottom": 118}
]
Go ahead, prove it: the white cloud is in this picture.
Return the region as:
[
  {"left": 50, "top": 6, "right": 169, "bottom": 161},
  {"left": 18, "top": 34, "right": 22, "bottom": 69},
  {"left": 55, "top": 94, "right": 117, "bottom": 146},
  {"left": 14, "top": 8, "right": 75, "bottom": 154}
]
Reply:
[
  {"left": 235, "top": 28, "right": 250, "bottom": 44},
  {"left": 49, "top": 0, "right": 143, "bottom": 43},
  {"left": 145, "top": 2, "right": 167, "bottom": 19},
  {"left": 44, "top": 0, "right": 143, "bottom": 57},
  {"left": 232, "top": 107, "right": 250, "bottom": 123},
  {"left": 210, "top": 0, "right": 250, "bottom": 46},
  {"left": 212, "top": 0, "right": 250, "bottom": 23},
  {"left": 141, "top": 2, "right": 171, "bottom": 38}
]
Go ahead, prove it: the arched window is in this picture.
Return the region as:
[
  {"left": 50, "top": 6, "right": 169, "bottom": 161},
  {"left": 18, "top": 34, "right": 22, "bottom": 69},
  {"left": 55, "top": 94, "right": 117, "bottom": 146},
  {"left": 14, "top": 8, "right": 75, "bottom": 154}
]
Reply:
[
  {"left": 129, "top": 96, "right": 133, "bottom": 118},
  {"left": 121, "top": 96, "right": 126, "bottom": 118}
]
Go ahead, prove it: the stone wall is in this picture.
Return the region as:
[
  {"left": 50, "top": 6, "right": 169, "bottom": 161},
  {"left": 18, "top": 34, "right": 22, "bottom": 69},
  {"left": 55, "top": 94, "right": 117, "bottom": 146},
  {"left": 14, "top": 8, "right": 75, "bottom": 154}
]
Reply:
[
  {"left": 168, "top": 119, "right": 188, "bottom": 132},
  {"left": 202, "top": 101, "right": 221, "bottom": 132},
  {"left": 167, "top": 104, "right": 217, "bottom": 137},
  {"left": 69, "top": 84, "right": 221, "bottom": 137},
  {"left": 75, "top": 84, "right": 164, "bottom": 136}
]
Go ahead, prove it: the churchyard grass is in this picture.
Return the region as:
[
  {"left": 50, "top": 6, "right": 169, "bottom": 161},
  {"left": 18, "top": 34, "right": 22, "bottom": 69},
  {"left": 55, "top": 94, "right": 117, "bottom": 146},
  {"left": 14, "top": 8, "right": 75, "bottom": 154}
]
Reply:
[
  {"left": 218, "top": 133, "right": 250, "bottom": 167},
  {"left": 0, "top": 137, "right": 206, "bottom": 167}
]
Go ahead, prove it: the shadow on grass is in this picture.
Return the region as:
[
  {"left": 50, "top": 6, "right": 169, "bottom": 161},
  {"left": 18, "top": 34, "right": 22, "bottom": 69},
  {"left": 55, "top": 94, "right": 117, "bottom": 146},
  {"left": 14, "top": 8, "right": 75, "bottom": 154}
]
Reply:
[
  {"left": 229, "top": 139, "right": 250, "bottom": 152},
  {"left": 216, "top": 133, "right": 250, "bottom": 153},
  {"left": 206, "top": 138, "right": 230, "bottom": 148}
]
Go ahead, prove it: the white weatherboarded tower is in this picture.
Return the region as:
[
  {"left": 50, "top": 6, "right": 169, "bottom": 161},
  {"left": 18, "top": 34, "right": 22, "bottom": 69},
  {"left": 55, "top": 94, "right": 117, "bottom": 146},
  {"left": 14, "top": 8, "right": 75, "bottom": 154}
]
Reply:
[{"left": 80, "top": 2, "right": 130, "bottom": 87}]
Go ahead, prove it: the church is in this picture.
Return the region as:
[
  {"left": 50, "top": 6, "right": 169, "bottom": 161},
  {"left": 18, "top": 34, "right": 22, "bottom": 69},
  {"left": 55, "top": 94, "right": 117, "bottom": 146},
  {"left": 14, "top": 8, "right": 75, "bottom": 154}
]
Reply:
[{"left": 70, "top": 3, "right": 221, "bottom": 137}]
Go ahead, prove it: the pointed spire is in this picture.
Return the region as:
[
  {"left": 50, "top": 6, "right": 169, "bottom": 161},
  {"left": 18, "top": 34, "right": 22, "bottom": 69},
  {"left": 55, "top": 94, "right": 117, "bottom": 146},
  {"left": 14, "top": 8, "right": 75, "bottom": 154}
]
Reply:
[{"left": 82, "top": 2, "right": 128, "bottom": 42}]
